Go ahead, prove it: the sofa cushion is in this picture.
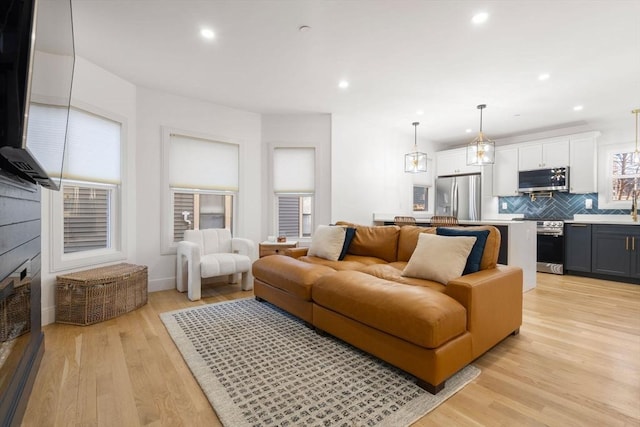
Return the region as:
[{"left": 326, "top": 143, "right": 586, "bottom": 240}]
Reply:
[
  {"left": 358, "top": 263, "right": 446, "bottom": 292},
  {"left": 308, "top": 225, "right": 347, "bottom": 261},
  {"left": 252, "top": 255, "right": 335, "bottom": 300},
  {"left": 312, "top": 270, "right": 467, "bottom": 348},
  {"left": 297, "top": 256, "right": 370, "bottom": 271},
  {"left": 338, "top": 226, "right": 356, "bottom": 260},
  {"left": 402, "top": 233, "right": 476, "bottom": 284},
  {"left": 346, "top": 225, "right": 400, "bottom": 262},
  {"left": 437, "top": 227, "right": 490, "bottom": 274}
]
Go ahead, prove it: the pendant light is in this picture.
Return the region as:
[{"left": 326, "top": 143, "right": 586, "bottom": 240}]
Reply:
[
  {"left": 633, "top": 108, "right": 640, "bottom": 165},
  {"left": 404, "top": 122, "right": 428, "bottom": 173},
  {"left": 467, "top": 104, "right": 495, "bottom": 165}
]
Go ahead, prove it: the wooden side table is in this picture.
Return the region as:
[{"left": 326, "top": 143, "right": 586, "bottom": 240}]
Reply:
[{"left": 259, "top": 241, "right": 298, "bottom": 258}]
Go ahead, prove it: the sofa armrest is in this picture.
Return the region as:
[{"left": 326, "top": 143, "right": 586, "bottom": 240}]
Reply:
[
  {"left": 286, "top": 247, "right": 309, "bottom": 258},
  {"left": 232, "top": 237, "right": 257, "bottom": 260},
  {"left": 445, "top": 265, "right": 523, "bottom": 358}
]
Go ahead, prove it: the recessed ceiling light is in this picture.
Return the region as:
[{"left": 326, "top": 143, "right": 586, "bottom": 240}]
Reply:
[
  {"left": 573, "top": 105, "right": 584, "bottom": 111},
  {"left": 538, "top": 73, "right": 550, "bottom": 81},
  {"left": 465, "top": 128, "right": 472, "bottom": 133},
  {"left": 200, "top": 28, "right": 215, "bottom": 40},
  {"left": 338, "top": 80, "right": 349, "bottom": 89},
  {"left": 416, "top": 110, "right": 424, "bottom": 115},
  {"left": 471, "top": 12, "right": 489, "bottom": 24},
  {"left": 298, "top": 25, "right": 311, "bottom": 32}
]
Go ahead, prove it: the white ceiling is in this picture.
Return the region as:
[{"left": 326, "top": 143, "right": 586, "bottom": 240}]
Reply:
[{"left": 71, "top": 0, "right": 640, "bottom": 146}]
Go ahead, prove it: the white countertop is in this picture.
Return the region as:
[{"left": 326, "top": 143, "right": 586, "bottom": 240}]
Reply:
[
  {"left": 457, "top": 220, "right": 531, "bottom": 226},
  {"left": 372, "top": 213, "right": 529, "bottom": 226},
  {"left": 374, "top": 213, "right": 640, "bottom": 226}
]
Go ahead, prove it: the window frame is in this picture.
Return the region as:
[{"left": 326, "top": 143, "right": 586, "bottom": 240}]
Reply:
[
  {"left": 50, "top": 105, "right": 127, "bottom": 272},
  {"left": 598, "top": 142, "right": 639, "bottom": 210},
  {"left": 269, "top": 145, "right": 316, "bottom": 243},
  {"left": 160, "top": 127, "right": 242, "bottom": 254}
]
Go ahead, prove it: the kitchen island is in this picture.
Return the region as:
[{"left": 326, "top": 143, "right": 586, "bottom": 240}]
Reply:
[{"left": 373, "top": 214, "right": 537, "bottom": 291}]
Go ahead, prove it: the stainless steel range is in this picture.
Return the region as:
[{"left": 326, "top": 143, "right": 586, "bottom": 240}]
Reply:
[{"left": 536, "top": 220, "right": 565, "bottom": 274}]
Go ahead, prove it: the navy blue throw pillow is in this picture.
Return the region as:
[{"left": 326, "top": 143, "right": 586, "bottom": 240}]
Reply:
[
  {"left": 436, "top": 228, "right": 490, "bottom": 275},
  {"left": 339, "top": 227, "right": 356, "bottom": 260}
]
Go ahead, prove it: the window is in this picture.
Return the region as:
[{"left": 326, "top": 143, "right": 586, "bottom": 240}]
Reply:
[
  {"left": 277, "top": 195, "right": 312, "bottom": 238},
  {"left": 611, "top": 152, "right": 639, "bottom": 201},
  {"left": 63, "top": 184, "right": 112, "bottom": 253},
  {"left": 167, "top": 133, "right": 239, "bottom": 244},
  {"left": 413, "top": 185, "right": 428, "bottom": 211},
  {"left": 172, "top": 191, "right": 233, "bottom": 242},
  {"left": 50, "top": 107, "right": 124, "bottom": 271},
  {"left": 273, "top": 147, "right": 315, "bottom": 238}
]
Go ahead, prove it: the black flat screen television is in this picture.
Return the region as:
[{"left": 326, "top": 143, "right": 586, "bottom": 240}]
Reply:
[{"left": 0, "top": 0, "right": 75, "bottom": 190}]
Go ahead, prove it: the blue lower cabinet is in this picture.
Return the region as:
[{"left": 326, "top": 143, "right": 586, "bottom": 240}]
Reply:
[{"left": 591, "top": 225, "right": 640, "bottom": 278}]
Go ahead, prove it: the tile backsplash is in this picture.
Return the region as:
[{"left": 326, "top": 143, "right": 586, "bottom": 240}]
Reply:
[{"left": 498, "top": 192, "right": 629, "bottom": 219}]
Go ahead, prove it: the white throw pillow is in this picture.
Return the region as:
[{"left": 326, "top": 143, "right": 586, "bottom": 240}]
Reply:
[
  {"left": 402, "top": 233, "right": 477, "bottom": 284},
  {"left": 307, "top": 225, "right": 347, "bottom": 261}
]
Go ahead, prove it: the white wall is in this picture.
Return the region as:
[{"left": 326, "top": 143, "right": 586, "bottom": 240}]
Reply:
[
  {"left": 40, "top": 58, "right": 262, "bottom": 324},
  {"left": 135, "top": 87, "right": 262, "bottom": 292},
  {"left": 40, "top": 56, "right": 137, "bottom": 324},
  {"left": 331, "top": 114, "right": 436, "bottom": 225},
  {"left": 261, "top": 114, "right": 331, "bottom": 239}
]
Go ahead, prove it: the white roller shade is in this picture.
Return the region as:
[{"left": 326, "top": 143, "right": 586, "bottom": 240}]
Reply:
[
  {"left": 64, "top": 109, "right": 121, "bottom": 183},
  {"left": 273, "top": 147, "right": 315, "bottom": 193},
  {"left": 25, "top": 103, "right": 67, "bottom": 179},
  {"left": 169, "top": 134, "right": 239, "bottom": 191}
]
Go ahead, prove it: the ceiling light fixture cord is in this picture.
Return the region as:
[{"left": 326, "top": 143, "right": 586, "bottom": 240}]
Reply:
[
  {"left": 635, "top": 109, "right": 639, "bottom": 150},
  {"left": 413, "top": 121, "right": 419, "bottom": 150}
]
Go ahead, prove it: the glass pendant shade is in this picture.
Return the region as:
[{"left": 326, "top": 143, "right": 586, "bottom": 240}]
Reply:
[
  {"left": 633, "top": 109, "right": 640, "bottom": 166},
  {"left": 405, "top": 151, "right": 428, "bottom": 173},
  {"left": 405, "top": 122, "right": 428, "bottom": 173},
  {"left": 467, "top": 104, "right": 495, "bottom": 166}
]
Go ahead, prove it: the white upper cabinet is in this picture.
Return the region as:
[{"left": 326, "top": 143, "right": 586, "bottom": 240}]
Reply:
[
  {"left": 569, "top": 132, "right": 599, "bottom": 193},
  {"left": 492, "top": 146, "right": 519, "bottom": 196},
  {"left": 518, "top": 138, "right": 570, "bottom": 170},
  {"left": 436, "top": 147, "right": 482, "bottom": 177}
]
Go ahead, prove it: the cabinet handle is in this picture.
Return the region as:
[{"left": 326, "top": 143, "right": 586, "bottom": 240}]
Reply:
[
  {"left": 626, "top": 236, "right": 629, "bottom": 251},
  {"left": 570, "top": 224, "right": 587, "bottom": 227}
]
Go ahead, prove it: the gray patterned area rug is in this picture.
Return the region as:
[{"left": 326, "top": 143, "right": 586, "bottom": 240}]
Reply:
[{"left": 160, "top": 298, "right": 480, "bottom": 427}]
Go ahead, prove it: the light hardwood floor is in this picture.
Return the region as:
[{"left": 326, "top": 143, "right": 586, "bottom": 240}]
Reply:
[{"left": 21, "top": 274, "right": 640, "bottom": 426}]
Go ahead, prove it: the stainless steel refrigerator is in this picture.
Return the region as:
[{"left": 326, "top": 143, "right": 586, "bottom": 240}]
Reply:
[{"left": 435, "top": 174, "right": 481, "bottom": 220}]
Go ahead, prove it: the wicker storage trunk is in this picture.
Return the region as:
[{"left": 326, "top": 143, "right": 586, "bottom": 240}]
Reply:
[{"left": 56, "top": 263, "right": 148, "bottom": 325}]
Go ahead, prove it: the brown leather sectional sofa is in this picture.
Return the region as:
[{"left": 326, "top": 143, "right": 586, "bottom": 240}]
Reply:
[{"left": 251, "top": 223, "right": 523, "bottom": 394}]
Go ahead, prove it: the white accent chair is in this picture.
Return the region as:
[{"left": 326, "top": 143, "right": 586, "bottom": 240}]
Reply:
[{"left": 176, "top": 229, "right": 256, "bottom": 301}]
